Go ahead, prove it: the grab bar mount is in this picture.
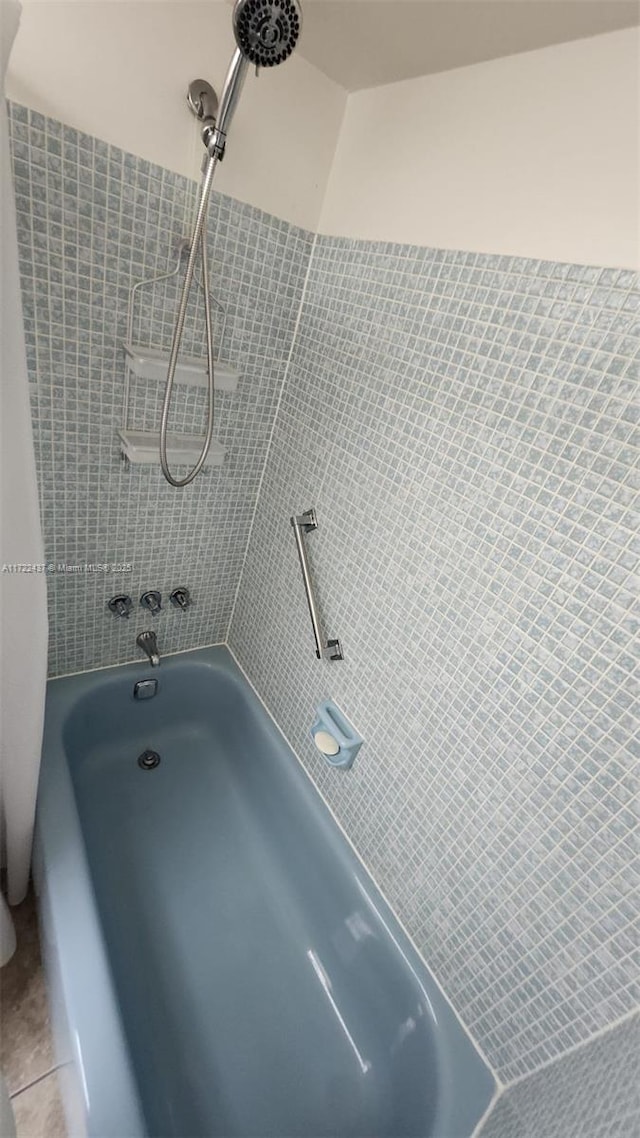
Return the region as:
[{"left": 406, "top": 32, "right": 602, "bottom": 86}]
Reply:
[{"left": 293, "top": 507, "right": 318, "bottom": 533}]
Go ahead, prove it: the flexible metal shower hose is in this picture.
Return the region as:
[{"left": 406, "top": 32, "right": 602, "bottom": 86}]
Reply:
[{"left": 159, "top": 153, "right": 218, "bottom": 487}]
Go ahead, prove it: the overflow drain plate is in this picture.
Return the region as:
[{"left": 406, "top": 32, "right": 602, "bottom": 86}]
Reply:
[{"left": 138, "top": 749, "right": 161, "bottom": 770}]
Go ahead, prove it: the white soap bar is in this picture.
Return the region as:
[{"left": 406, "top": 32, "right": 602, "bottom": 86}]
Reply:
[{"left": 314, "top": 730, "right": 340, "bottom": 756}]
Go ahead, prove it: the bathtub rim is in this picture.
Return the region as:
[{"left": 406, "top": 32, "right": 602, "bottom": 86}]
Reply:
[{"left": 35, "top": 684, "right": 149, "bottom": 1137}]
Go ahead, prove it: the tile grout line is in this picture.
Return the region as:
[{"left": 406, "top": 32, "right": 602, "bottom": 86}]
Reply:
[
  {"left": 499, "top": 1006, "right": 640, "bottom": 1091},
  {"left": 10, "top": 1064, "right": 63, "bottom": 1101},
  {"left": 48, "top": 639, "right": 227, "bottom": 681},
  {"left": 226, "top": 231, "right": 318, "bottom": 641},
  {"left": 471, "top": 1009, "right": 640, "bottom": 1134},
  {"left": 471, "top": 1084, "right": 504, "bottom": 1138}
]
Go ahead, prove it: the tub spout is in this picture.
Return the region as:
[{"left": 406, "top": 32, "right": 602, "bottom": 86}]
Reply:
[{"left": 136, "top": 631, "right": 160, "bottom": 667}]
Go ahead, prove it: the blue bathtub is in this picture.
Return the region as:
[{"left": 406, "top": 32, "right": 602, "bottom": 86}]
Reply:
[{"left": 34, "top": 646, "right": 495, "bottom": 1137}]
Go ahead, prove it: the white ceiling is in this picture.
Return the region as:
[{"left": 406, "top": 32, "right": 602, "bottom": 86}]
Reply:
[{"left": 296, "top": 0, "right": 640, "bottom": 91}]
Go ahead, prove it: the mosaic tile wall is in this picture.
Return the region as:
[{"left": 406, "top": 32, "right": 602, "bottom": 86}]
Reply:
[
  {"left": 479, "top": 1013, "right": 640, "bottom": 1137},
  {"left": 230, "top": 235, "right": 640, "bottom": 1082},
  {"left": 8, "top": 102, "right": 313, "bottom": 675}
]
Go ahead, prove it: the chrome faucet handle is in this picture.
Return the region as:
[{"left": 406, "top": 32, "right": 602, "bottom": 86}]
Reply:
[
  {"left": 108, "top": 594, "right": 133, "bottom": 619},
  {"left": 136, "top": 630, "right": 160, "bottom": 667},
  {"left": 140, "top": 590, "right": 162, "bottom": 616},
  {"left": 170, "top": 587, "right": 191, "bottom": 611}
]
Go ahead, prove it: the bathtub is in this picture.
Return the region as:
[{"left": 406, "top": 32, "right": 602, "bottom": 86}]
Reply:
[{"left": 34, "top": 646, "right": 495, "bottom": 1137}]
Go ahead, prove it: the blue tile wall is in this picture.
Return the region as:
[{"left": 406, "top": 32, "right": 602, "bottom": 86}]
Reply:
[
  {"left": 7, "top": 102, "right": 313, "bottom": 675},
  {"left": 479, "top": 1014, "right": 640, "bottom": 1137},
  {"left": 229, "top": 236, "right": 639, "bottom": 1082}
]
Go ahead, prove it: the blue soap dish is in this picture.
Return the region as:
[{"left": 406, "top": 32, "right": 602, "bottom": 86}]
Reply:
[{"left": 311, "top": 700, "right": 363, "bottom": 770}]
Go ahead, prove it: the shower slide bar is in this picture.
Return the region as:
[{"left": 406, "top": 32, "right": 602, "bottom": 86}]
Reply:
[{"left": 290, "top": 510, "right": 343, "bottom": 662}]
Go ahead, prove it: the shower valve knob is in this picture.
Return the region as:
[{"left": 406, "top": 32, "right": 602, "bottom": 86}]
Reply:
[
  {"left": 108, "top": 594, "right": 133, "bottom": 619},
  {"left": 140, "top": 590, "right": 162, "bottom": 616},
  {"left": 170, "top": 587, "right": 191, "bottom": 611}
]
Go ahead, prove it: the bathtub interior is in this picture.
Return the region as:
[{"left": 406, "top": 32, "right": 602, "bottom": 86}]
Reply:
[{"left": 42, "top": 648, "right": 495, "bottom": 1137}]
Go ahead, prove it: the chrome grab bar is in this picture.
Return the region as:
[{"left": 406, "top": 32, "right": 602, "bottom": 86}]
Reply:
[{"left": 290, "top": 509, "right": 343, "bottom": 662}]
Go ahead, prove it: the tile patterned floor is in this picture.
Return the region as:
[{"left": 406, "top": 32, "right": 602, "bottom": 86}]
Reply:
[{"left": 0, "top": 890, "right": 66, "bottom": 1138}]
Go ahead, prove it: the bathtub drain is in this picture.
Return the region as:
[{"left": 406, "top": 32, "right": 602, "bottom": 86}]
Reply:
[{"left": 138, "top": 749, "right": 161, "bottom": 770}]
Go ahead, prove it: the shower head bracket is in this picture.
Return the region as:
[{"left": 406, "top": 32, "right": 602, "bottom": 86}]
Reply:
[
  {"left": 204, "top": 123, "right": 228, "bottom": 161},
  {"left": 187, "top": 79, "right": 227, "bottom": 157},
  {"left": 187, "top": 79, "right": 219, "bottom": 125}
]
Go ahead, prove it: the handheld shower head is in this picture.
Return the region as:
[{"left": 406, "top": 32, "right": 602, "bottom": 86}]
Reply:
[
  {"left": 207, "top": 0, "right": 302, "bottom": 157},
  {"left": 233, "top": 0, "right": 302, "bottom": 67}
]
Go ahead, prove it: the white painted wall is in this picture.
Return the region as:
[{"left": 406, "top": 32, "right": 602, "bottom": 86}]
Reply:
[
  {"left": 6, "top": 1, "right": 346, "bottom": 231},
  {"left": 319, "top": 28, "right": 640, "bottom": 268},
  {"left": 6, "top": 7, "right": 639, "bottom": 265}
]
